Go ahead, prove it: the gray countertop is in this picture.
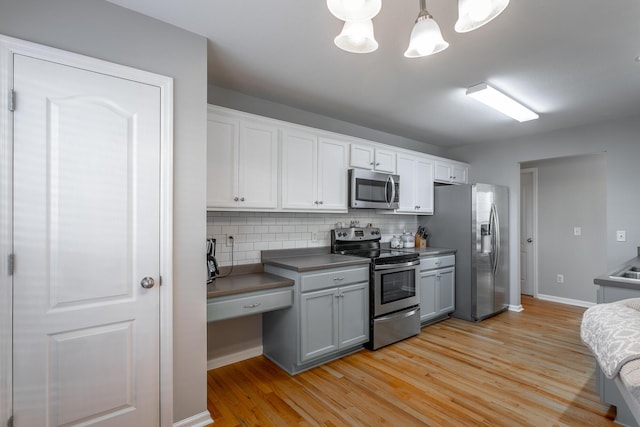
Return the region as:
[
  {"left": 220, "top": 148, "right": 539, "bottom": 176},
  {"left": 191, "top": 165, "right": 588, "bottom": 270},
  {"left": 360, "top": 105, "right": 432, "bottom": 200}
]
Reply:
[
  {"left": 207, "top": 272, "right": 294, "bottom": 299},
  {"left": 263, "top": 253, "right": 371, "bottom": 272},
  {"left": 594, "top": 252, "right": 640, "bottom": 289}
]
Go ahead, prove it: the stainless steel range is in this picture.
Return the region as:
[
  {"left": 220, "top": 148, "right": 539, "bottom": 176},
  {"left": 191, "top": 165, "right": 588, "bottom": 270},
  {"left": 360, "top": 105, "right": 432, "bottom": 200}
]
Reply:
[{"left": 331, "top": 227, "right": 421, "bottom": 350}]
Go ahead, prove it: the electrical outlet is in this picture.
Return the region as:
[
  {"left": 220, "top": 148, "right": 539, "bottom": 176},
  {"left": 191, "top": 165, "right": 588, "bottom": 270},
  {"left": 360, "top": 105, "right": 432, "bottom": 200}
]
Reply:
[
  {"left": 557, "top": 274, "right": 564, "bottom": 284},
  {"left": 226, "top": 235, "right": 234, "bottom": 247},
  {"left": 574, "top": 227, "right": 581, "bottom": 236},
  {"left": 617, "top": 230, "right": 627, "bottom": 242}
]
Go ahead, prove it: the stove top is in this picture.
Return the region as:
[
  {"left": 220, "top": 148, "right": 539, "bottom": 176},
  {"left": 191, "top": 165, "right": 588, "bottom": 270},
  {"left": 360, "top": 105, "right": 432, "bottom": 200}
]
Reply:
[{"left": 331, "top": 227, "right": 419, "bottom": 265}]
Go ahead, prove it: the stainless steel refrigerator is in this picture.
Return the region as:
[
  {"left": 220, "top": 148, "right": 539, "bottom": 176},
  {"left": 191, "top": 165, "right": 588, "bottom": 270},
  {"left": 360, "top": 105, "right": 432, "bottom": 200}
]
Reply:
[{"left": 424, "top": 183, "right": 509, "bottom": 321}]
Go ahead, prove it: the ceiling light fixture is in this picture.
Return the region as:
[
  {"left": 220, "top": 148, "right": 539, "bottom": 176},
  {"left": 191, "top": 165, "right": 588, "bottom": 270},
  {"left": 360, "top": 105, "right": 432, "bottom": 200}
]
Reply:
[
  {"left": 327, "top": 0, "right": 382, "bottom": 22},
  {"left": 328, "top": 0, "right": 509, "bottom": 57},
  {"left": 404, "top": 0, "right": 449, "bottom": 58},
  {"left": 455, "top": 0, "right": 510, "bottom": 33},
  {"left": 334, "top": 20, "right": 379, "bottom": 54},
  {"left": 466, "top": 83, "right": 539, "bottom": 122}
]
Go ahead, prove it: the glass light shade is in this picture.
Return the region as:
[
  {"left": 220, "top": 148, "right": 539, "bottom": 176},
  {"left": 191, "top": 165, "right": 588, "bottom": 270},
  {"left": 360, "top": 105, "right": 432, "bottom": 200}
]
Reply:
[
  {"left": 404, "top": 17, "right": 449, "bottom": 58},
  {"left": 455, "top": 0, "right": 509, "bottom": 33},
  {"left": 327, "top": 0, "right": 382, "bottom": 22},
  {"left": 334, "top": 20, "right": 378, "bottom": 54}
]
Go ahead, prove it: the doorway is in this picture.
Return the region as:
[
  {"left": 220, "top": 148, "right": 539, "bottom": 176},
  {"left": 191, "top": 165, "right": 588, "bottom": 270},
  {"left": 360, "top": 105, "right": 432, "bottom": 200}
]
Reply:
[
  {"left": 520, "top": 168, "right": 538, "bottom": 297},
  {"left": 0, "top": 35, "right": 174, "bottom": 426}
]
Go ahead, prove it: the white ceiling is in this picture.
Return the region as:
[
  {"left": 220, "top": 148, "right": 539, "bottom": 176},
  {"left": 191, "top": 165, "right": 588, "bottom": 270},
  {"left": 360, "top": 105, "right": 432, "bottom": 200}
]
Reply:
[{"left": 106, "top": 0, "right": 640, "bottom": 148}]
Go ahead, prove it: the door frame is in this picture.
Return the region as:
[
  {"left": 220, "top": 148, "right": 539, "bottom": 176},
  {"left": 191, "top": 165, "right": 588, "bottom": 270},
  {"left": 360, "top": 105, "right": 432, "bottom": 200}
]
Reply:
[
  {"left": 0, "top": 34, "right": 174, "bottom": 426},
  {"left": 520, "top": 167, "right": 539, "bottom": 297}
]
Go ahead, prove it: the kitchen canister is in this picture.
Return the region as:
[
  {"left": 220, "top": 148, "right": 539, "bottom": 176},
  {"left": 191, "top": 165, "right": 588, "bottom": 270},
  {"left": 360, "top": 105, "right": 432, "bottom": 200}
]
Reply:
[{"left": 401, "top": 232, "right": 415, "bottom": 248}]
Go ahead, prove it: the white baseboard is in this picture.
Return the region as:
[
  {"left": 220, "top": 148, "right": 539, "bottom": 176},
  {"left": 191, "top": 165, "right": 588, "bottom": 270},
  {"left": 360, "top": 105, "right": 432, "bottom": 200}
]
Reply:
[
  {"left": 537, "top": 293, "right": 595, "bottom": 308},
  {"left": 508, "top": 304, "right": 524, "bottom": 312},
  {"left": 207, "top": 345, "right": 263, "bottom": 371},
  {"left": 173, "top": 410, "right": 213, "bottom": 427}
]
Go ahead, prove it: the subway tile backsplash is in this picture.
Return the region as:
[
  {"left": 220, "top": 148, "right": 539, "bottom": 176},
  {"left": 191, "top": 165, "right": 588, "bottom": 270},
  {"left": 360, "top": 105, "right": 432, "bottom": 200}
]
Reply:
[{"left": 207, "top": 211, "right": 420, "bottom": 266}]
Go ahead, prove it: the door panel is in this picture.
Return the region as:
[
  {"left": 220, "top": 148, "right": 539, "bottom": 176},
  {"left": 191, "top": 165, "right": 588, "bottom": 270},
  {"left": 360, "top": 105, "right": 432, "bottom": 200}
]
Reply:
[{"left": 13, "top": 54, "right": 160, "bottom": 426}]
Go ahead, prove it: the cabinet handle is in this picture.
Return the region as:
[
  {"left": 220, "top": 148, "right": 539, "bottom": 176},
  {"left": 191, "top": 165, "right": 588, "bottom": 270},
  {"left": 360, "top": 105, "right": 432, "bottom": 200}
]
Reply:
[
  {"left": 335, "top": 293, "right": 344, "bottom": 298},
  {"left": 333, "top": 276, "right": 345, "bottom": 281},
  {"left": 318, "top": 201, "right": 323, "bottom": 205},
  {"left": 435, "top": 261, "right": 441, "bottom": 266},
  {"left": 370, "top": 162, "right": 374, "bottom": 165},
  {"left": 234, "top": 197, "right": 239, "bottom": 201},
  {"left": 240, "top": 197, "right": 245, "bottom": 202},
  {"left": 415, "top": 205, "right": 420, "bottom": 209},
  {"left": 314, "top": 201, "right": 318, "bottom": 205},
  {"left": 375, "top": 162, "right": 380, "bottom": 166},
  {"left": 243, "top": 302, "right": 262, "bottom": 309}
]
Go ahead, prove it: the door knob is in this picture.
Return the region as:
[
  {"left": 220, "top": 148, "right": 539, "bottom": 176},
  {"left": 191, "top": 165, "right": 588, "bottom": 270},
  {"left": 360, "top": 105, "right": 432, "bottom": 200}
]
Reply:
[
  {"left": 526, "top": 238, "right": 533, "bottom": 243},
  {"left": 140, "top": 276, "right": 155, "bottom": 289}
]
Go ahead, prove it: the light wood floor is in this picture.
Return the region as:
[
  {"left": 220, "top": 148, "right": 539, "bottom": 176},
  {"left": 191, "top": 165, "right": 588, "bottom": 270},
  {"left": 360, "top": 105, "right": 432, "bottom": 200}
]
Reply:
[{"left": 207, "top": 296, "right": 616, "bottom": 426}]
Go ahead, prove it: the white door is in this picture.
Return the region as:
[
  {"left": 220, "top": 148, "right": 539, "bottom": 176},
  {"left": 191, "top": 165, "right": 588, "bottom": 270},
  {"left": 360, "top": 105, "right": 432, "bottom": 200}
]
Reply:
[
  {"left": 317, "top": 138, "right": 347, "bottom": 211},
  {"left": 238, "top": 119, "right": 279, "bottom": 209},
  {"left": 13, "top": 53, "right": 161, "bottom": 426},
  {"left": 520, "top": 169, "right": 536, "bottom": 296}
]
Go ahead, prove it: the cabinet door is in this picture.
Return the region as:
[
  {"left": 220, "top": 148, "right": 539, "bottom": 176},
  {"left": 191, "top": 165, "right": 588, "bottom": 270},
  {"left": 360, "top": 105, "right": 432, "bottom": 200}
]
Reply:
[
  {"left": 451, "top": 165, "right": 468, "bottom": 184},
  {"left": 207, "top": 115, "right": 239, "bottom": 208},
  {"left": 415, "top": 158, "right": 434, "bottom": 214},
  {"left": 420, "top": 271, "right": 437, "bottom": 322},
  {"left": 318, "top": 138, "right": 348, "bottom": 211},
  {"left": 349, "top": 143, "right": 374, "bottom": 169},
  {"left": 238, "top": 120, "right": 279, "bottom": 209},
  {"left": 300, "top": 288, "right": 339, "bottom": 362},
  {"left": 437, "top": 267, "right": 455, "bottom": 315},
  {"left": 374, "top": 148, "right": 396, "bottom": 173},
  {"left": 282, "top": 129, "right": 318, "bottom": 210},
  {"left": 434, "top": 161, "right": 452, "bottom": 182},
  {"left": 396, "top": 154, "right": 417, "bottom": 212},
  {"left": 338, "top": 282, "right": 369, "bottom": 348}
]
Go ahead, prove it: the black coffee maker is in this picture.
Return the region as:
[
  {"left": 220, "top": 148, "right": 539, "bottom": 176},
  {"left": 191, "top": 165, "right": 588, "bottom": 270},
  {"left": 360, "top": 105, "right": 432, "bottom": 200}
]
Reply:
[{"left": 206, "top": 238, "right": 219, "bottom": 283}]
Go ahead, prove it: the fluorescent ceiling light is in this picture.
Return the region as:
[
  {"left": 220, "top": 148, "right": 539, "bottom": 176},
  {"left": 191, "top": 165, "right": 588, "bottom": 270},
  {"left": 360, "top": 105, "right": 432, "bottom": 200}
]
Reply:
[{"left": 466, "top": 83, "right": 539, "bottom": 122}]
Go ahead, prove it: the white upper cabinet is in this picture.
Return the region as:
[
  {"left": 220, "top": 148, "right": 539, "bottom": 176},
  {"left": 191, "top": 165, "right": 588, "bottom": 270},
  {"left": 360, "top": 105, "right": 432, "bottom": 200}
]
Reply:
[
  {"left": 434, "top": 160, "right": 468, "bottom": 184},
  {"left": 207, "top": 109, "right": 279, "bottom": 209},
  {"left": 281, "top": 130, "right": 348, "bottom": 211},
  {"left": 349, "top": 143, "right": 396, "bottom": 173},
  {"left": 396, "top": 154, "right": 434, "bottom": 215}
]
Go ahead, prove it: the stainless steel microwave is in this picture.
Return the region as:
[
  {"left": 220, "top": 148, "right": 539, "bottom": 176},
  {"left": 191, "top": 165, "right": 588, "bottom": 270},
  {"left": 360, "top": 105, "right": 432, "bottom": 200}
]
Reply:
[{"left": 349, "top": 169, "right": 400, "bottom": 209}]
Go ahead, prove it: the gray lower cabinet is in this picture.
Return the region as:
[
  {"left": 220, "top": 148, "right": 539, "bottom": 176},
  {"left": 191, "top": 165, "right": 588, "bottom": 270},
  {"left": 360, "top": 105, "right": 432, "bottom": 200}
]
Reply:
[
  {"left": 263, "top": 264, "right": 369, "bottom": 374},
  {"left": 596, "top": 284, "right": 640, "bottom": 427},
  {"left": 420, "top": 254, "right": 455, "bottom": 325},
  {"left": 300, "top": 282, "right": 368, "bottom": 362}
]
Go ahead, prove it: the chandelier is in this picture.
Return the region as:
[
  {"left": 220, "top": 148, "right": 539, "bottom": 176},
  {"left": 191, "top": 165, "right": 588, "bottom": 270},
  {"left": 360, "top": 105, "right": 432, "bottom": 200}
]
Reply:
[{"left": 328, "top": 0, "right": 510, "bottom": 57}]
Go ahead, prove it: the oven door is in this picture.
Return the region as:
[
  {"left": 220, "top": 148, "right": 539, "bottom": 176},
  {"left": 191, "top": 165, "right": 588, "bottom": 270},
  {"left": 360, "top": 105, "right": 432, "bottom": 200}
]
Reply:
[{"left": 373, "top": 260, "right": 420, "bottom": 317}]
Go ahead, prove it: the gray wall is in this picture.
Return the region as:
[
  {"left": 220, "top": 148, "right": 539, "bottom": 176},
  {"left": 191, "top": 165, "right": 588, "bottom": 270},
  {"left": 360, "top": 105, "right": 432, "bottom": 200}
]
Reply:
[
  {"left": 447, "top": 115, "right": 640, "bottom": 308},
  {"left": 0, "top": 0, "right": 208, "bottom": 422},
  {"left": 521, "top": 154, "right": 607, "bottom": 303},
  {"left": 209, "top": 84, "right": 450, "bottom": 158}
]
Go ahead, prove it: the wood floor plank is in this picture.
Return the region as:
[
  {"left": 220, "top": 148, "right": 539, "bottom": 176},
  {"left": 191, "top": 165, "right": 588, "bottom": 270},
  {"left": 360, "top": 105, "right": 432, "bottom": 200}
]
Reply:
[{"left": 207, "top": 296, "right": 617, "bottom": 426}]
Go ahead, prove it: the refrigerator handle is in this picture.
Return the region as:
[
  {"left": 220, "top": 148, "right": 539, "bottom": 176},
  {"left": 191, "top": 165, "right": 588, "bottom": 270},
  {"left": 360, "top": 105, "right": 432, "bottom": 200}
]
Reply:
[{"left": 491, "top": 204, "right": 500, "bottom": 276}]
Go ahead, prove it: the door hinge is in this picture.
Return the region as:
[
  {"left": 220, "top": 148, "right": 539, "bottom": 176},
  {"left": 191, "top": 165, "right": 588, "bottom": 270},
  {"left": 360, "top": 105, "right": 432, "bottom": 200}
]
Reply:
[
  {"left": 159, "top": 276, "right": 163, "bottom": 286},
  {"left": 8, "top": 254, "right": 14, "bottom": 276},
  {"left": 7, "top": 415, "right": 13, "bottom": 427},
  {"left": 8, "top": 89, "right": 15, "bottom": 112}
]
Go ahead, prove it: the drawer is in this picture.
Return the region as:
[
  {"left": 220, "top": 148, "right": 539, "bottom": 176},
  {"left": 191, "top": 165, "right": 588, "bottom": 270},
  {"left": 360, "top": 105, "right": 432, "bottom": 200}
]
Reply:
[
  {"left": 420, "top": 255, "right": 455, "bottom": 271},
  {"left": 301, "top": 266, "right": 369, "bottom": 293},
  {"left": 207, "top": 288, "right": 293, "bottom": 322}
]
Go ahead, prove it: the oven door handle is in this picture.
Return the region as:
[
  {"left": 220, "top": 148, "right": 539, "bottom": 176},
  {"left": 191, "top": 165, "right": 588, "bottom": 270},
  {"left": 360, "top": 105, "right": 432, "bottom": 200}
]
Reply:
[
  {"left": 375, "top": 307, "right": 420, "bottom": 322},
  {"left": 374, "top": 260, "right": 420, "bottom": 270}
]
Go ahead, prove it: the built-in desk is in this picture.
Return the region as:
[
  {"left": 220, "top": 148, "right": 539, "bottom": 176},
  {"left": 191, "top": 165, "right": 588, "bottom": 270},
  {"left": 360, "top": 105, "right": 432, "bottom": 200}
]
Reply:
[{"left": 207, "top": 272, "right": 294, "bottom": 322}]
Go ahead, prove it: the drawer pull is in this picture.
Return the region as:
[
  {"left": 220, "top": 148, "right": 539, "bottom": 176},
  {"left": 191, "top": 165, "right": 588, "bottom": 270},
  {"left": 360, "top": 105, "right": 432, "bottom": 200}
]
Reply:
[
  {"left": 333, "top": 276, "right": 345, "bottom": 281},
  {"left": 243, "top": 302, "right": 262, "bottom": 309}
]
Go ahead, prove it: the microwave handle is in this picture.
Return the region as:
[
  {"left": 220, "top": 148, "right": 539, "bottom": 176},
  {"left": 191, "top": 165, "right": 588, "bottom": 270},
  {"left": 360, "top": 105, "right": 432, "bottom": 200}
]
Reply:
[{"left": 386, "top": 175, "right": 396, "bottom": 207}]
